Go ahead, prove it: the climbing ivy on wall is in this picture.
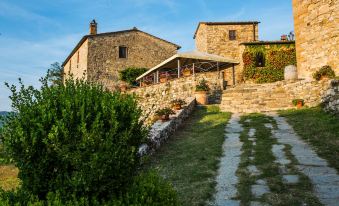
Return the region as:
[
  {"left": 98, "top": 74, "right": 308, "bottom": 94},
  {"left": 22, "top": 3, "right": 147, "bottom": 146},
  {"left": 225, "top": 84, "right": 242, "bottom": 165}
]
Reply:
[{"left": 243, "top": 44, "right": 296, "bottom": 83}]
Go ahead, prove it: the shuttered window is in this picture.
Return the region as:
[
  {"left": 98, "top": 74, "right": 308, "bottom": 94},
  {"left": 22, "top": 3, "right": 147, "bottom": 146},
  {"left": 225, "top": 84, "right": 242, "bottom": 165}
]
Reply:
[{"left": 229, "top": 30, "right": 236, "bottom": 40}]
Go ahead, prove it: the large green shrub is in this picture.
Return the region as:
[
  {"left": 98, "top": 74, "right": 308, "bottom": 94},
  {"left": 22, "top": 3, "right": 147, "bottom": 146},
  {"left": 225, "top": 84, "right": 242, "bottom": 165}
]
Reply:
[
  {"left": 119, "top": 67, "right": 148, "bottom": 86},
  {"left": 0, "top": 171, "right": 179, "bottom": 206},
  {"left": 243, "top": 45, "right": 296, "bottom": 83},
  {"left": 1, "top": 78, "right": 148, "bottom": 200}
]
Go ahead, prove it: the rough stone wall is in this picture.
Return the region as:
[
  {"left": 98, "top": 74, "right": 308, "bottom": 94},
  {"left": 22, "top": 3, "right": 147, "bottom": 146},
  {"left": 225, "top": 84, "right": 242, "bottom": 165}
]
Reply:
[
  {"left": 195, "top": 23, "right": 259, "bottom": 85},
  {"left": 63, "top": 39, "right": 89, "bottom": 80},
  {"left": 87, "top": 31, "right": 178, "bottom": 90},
  {"left": 322, "top": 80, "right": 339, "bottom": 114},
  {"left": 293, "top": 0, "right": 339, "bottom": 79},
  {"left": 220, "top": 79, "right": 332, "bottom": 113},
  {"left": 128, "top": 71, "right": 222, "bottom": 123}
]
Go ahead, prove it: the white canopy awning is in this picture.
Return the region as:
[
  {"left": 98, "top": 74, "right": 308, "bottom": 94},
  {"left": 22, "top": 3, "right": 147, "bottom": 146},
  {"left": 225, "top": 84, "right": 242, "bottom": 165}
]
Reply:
[{"left": 136, "top": 51, "right": 239, "bottom": 80}]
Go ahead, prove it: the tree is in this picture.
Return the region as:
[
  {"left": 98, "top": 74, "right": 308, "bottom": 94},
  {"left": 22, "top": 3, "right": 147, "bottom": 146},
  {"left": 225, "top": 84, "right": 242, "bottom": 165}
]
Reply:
[{"left": 46, "top": 62, "right": 64, "bottom": 86}]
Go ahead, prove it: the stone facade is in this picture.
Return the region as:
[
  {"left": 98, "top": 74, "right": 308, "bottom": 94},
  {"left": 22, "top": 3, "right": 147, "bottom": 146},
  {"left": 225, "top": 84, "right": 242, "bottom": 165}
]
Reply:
[
  {"left": 194, "top": 22, "right": 259, "bottom": 85},
  {"left": 128, "top": 71, "right": 222, "bottom": 123},
  {"left": 220, "top": 79, "right": 332, "bottom": 113},
  {"left": 63, "top": 27, "right": 180, "bottom": 89},
  {"left": 293, "top": 0, "right": 339, "bottom": 79},
  {"left": 322, "top": 79, "right": 339, "bottom": 114}
]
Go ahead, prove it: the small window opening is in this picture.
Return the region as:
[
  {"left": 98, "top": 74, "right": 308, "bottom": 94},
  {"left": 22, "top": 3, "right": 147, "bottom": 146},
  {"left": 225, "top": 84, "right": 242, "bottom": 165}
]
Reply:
[
  {"left": 119, "top": 46, "right": 127, "bottom": 58},
  {"left": 229, "top": 30, "right": 236, "bottom": 40},
  {"left": 255, "top": 52, "right": 265, "bottom": 67}
]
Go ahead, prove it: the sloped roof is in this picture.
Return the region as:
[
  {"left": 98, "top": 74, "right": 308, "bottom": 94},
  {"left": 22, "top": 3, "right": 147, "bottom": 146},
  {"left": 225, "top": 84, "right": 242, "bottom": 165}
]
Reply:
[
  {"left": 62, "top": 28, "right": 181, "bottom": 66},
  {"left": 193, "top": 21, "right": 260, "bottom": 39},
  {"left": 136, "top": 51, "right": 239, "bottom": 80}
]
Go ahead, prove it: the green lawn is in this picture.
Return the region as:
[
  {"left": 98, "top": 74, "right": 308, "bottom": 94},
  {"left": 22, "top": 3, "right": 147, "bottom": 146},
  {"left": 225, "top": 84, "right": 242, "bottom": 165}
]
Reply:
[
  {"left": 279, "top": 107, "right": 339, "bottom": 171},
  {"left": 143, "top": 106, "right": 231, "bottom": 206}
]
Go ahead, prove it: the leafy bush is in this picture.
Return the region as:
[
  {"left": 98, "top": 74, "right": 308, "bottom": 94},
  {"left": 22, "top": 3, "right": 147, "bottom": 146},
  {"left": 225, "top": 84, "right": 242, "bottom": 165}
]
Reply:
[
  {"left": 0, "top": 171, "right": 179, "bottom": 206},
  {"left": 313, "top": 65, "right": 335, "bottom": 80},
  {"left": 119, "top": 67, "right": 148, "bottom": 86},
  {"left": 155, "top": 108, "right": 175, "bottom": 116},
  {"left": 1, "top": 77, "right": 148, "bottom": 200},
  {"left": 195, "top": 79, "right": 209, "bottom": 91},
  {"left": 243, "top": 45, "right": 296, "bottom": 83},
  {"left": 170, "top": 99, "right": 186, "bottom": 107}
]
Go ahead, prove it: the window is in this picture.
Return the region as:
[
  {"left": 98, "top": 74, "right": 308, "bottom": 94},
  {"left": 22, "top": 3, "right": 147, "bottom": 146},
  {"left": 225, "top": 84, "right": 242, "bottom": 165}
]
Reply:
[
  {"left": 119, "top": 46, "right": 127, "bottom": 58},
  {"left": 255, "top": 52, "right": 265, "bottom": 67},
  {"left": 229, "top": 30, "right": 236, "bottom": 40}
]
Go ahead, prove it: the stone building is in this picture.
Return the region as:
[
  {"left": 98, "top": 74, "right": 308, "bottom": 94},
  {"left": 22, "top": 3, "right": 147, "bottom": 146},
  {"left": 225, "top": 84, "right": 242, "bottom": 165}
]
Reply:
[
  {"left": 292, "top": 0, "right": 338, "bottom": 79},
  {"left": 194, "top": 21, "right": 260, "bottom": 84},
  {"left": 62, "top": 20, "right": 181, "bottom": 90}
]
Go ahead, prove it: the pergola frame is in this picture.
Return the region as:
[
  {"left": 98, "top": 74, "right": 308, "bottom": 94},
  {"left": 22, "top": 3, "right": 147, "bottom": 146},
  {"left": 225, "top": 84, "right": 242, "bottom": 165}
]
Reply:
[{"left": 136, "top": 51, "right": 239, "bottom": 87}]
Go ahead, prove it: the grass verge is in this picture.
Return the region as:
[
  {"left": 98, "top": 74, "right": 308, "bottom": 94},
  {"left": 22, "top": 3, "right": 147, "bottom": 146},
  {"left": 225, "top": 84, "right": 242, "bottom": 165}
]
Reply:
[
  {"left": 279, "top": 107, "right": 339, "bottom": 171},
  {"left": 143, "top": 105, "right": 231, "bottom": 206}
]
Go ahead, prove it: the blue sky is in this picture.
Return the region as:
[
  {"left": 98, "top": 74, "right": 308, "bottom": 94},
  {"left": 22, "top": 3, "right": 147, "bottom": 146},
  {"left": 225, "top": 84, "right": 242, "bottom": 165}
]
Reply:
[{"left": 0, "top": 0, "right": 294, "bottom": 111}]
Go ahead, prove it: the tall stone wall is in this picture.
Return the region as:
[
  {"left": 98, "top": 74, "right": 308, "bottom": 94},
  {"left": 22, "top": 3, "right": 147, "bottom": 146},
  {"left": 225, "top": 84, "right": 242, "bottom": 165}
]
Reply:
[
  {"left": 293, "top": 0, "right": 339, "bottom": 79},
  {"left": 195, "top": 23, "right": 259, "bottom": 85},
  {"left": 128, "top": 71, "right": 222, "bottom": 123},
  {"left": 87, "top": 31, "right": 178, "bottom": 90},
  {"left": 63, "top": 39, "right": 89, "bottom": 80}
]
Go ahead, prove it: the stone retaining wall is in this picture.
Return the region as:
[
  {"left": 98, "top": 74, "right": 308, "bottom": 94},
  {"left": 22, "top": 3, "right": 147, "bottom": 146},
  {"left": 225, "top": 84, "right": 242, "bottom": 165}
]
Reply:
[
  {"left": 322, "top": 80, "right": 339, "bottom": 114},
  {"left": 128, "top": 71, "right": 222, "bottom": 123},
  {"left": 138, "top": 98, "right": 196, "bottom": 156},
  {"left": 220, "top": 79, "right": 332, "bottom": 113}
]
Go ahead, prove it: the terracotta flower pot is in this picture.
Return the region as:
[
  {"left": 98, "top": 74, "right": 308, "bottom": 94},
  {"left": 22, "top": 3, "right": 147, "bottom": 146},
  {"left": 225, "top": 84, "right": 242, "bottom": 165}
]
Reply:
[
  {"left": 173, "top": 104, "right": 182, "bottom": 110},
  {"left": 195, "top": 91, "right": 208, "bottom": 105},
  {"left": 160, "top": 77, "right": 168, "bottom": 83},
  {"left": 297, "top": 101, "right": 303, "bottom": 109},
  {"left": 160, "top": 114, "right": 170, "bottom": 122},
  {"left": 183, "top": 70, "right": 191, "bottom": 77}
]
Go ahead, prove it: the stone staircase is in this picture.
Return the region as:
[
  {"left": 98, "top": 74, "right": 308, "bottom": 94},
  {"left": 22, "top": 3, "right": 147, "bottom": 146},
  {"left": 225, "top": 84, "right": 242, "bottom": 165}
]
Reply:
[{"left": 219, "top": 80, "right": 330, "bottom": 113}]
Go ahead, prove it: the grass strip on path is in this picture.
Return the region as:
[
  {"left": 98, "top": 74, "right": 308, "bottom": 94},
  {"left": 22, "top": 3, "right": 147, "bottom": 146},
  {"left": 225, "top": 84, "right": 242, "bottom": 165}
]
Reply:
[
  {"left": 279, "top": 107, "right": 339, "bottom": 171},
  {"left": 143, "top": 105, "right": 231, "bottom": 206},
  {"left": 237, "top": 114, "right": 320, "bottom": 206}
]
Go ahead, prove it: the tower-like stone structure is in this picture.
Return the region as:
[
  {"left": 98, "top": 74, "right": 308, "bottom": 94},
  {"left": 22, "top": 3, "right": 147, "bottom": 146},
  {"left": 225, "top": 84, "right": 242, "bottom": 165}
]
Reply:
[
  {"left": 293, "top": 0, "right": 338, "bottom": 79},
  {"left": 194, "top": 21, "right": 259, "bottom": 84}
]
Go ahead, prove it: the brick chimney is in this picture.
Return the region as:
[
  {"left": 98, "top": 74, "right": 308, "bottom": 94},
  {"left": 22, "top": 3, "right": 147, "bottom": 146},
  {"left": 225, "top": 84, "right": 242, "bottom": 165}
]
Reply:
[
  {"left": 90, "top": 20, "right": 97, "bottom": 35},
  {"left": 281, "top": 34, "right": 288, "bottom": 41}
]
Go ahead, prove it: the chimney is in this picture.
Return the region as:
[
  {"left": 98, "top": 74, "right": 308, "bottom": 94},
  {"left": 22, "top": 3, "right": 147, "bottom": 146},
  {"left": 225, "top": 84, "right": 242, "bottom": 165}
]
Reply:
[
  {"left": 281, "top": 34, "right": 288, "bottom": 41},
  {"left": 90, "top": 20, "right": 97, "bottom": 35}
]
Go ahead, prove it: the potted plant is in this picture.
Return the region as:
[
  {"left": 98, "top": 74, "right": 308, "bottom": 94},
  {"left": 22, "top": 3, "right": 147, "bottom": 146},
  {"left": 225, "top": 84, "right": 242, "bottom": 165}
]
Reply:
[
  {"left": 155, "top": 108, "right": 175, "bottom": 122},
  {"left": 159, "top": 73, "right": 169, "bottom": 83},
  {"left": 195, "top": 78, "right": 209, "bottom": 105},
  {"left": 182, "top": 68, "right": 191, "bottom": 77},
  {"left": 292, "top": 99, "right": 304, "bottom": 109},
  {"left": 119, "top": 82, "right": 128, "bottom": 92},
  {"left": 170, "top": 99, "right": 186, "bottom": 110},
  {"left": 312, "top": 65, "right": 335, "bottom": 81}
]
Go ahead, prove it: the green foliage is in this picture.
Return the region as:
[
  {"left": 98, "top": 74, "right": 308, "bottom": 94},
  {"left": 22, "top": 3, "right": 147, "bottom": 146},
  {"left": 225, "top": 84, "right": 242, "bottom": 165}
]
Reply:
[
  {"left": 155, "top": 108, "right": 175, "bottom": 116},
  {"left": 46, "top": 62, "right": 64, "bottom": 86},
  {"left": 1, "top": 77, "right": 148, "bottom": 200},
  {"left": 312, "top": 65, "right": 335, "bottom": 80},
  {"left": 243, "top": 45, "right": 296, "bottom": 83},
  {"left": 292, "top": 99, "right": 304, "bottom": 106},
  {"left": 170, "top": 99, "right": 186, "bottom": 107},
  {"left": 119, "top": 67, "right": 148, "bottom": 86},
  {"left": 195, "top": 79, "right": 209, "bottom": 91},
  {"left": 0, "top": 171, "right": 179, "bottom": 206}
]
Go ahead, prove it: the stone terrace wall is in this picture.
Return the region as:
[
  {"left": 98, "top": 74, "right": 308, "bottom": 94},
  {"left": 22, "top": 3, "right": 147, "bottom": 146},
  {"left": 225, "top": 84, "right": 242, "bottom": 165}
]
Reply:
[
  {"left": 322, "top": 80, "right": 339, "bottom": 114},
  {"left": 128, "top": 71, "right": 222, "bottom": 122},
  {"left": 293, "top": 0, "right": 339, "bottom": 79},
  {"left": 221, "top": 79, "right": 332, "bottom": 113}
]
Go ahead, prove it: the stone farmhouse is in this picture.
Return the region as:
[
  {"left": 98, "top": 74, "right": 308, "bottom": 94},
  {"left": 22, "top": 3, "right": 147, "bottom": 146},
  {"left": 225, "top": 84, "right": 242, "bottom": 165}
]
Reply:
[
  {"left": 62, "top": 20, "right": 180, "bottom": 90},
  {"left": 63, "top": 0, "right": 338, "bottom": 118}
]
